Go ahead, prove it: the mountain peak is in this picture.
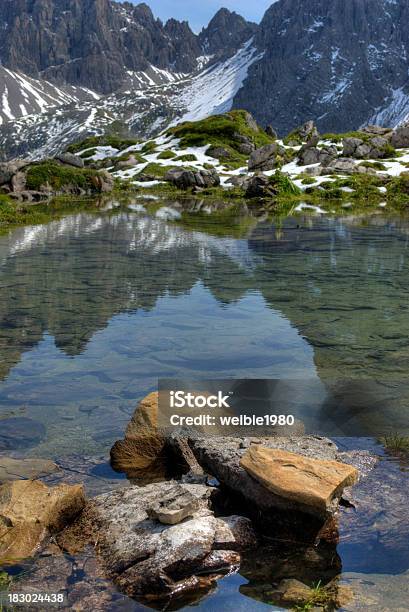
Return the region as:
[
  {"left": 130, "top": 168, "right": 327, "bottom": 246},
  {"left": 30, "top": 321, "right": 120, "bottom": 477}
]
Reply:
[{"left": 199, "top": 7, "right": 257, "bottom": 58}]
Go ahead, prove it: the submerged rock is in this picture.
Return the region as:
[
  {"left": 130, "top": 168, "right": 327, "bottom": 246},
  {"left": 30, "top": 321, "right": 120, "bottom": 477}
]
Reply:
[
  {"left": 240, "top": 445, "right": 358, "bottom": 515},
  {"left": 58, "top": 481, "right": 257, "bottom": 604},
  {"left": 0, "top": 479, "right": 85, "bottom": 563},
  {"left": 0, "top": 456, "right": 58, "bottom": 483}
]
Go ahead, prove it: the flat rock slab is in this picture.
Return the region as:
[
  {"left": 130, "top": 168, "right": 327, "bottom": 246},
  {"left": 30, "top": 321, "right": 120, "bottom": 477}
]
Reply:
[
  {"left": 189, "top": 436, "right": 371, "bottom": 527},
  {"left": 240, "top": 445, "right": 358, "bottom": 514},
  {"left": 58, "top": 481, "right": 257, "bottom": 604},
  {"left": 0, "top": 456, "right": 58, "bottom": 483}
]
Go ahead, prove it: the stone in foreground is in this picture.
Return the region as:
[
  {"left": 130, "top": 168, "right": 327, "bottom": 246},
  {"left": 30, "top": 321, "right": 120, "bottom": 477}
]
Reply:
[
  {"left": 240, "top": 445, "right": 359, "bottom": 514},
  {"left": 189, "top": 436, "right": 367, "bottom": 530},
  {"left": 58, "top": 481, "right": 257, "bottom": 603},
  {"left": 110, "top": 392, "right": 167, "bottom": 481},
  {"left": 0, "top": 480, "right": 85, "bottom": 563}
]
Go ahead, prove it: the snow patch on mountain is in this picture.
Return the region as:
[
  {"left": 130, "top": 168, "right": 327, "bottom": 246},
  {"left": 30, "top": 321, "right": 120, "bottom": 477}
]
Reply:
[
  {"left": 174, "top": 39, "right": 264, "bottom": 124},
  {"left": 0, "top": 66, "right": 99, "bottom": 125},
  {"left": 368, "top": 87, "right": 409, "bottom": 127}
]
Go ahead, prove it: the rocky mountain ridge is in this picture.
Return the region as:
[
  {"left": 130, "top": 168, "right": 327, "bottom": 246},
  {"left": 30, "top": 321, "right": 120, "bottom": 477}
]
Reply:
[
  {"left": 235, "top": 0, "right": 409, "bottom": 133},
  {"left": 2, "top": 0, "right": 409, "bottom": 160},
  {"left": 0, "top": 1, "right": 253, "bottom": 94}
]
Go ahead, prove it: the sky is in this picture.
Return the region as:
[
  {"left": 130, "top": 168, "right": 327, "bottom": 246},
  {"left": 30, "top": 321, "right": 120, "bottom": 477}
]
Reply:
[{"left": 136, "top": 1, "right": 272, "bottom": 32}]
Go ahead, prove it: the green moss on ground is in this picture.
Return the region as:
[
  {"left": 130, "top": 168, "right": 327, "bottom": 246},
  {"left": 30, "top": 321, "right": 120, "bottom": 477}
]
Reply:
[
  {"left": 141, "top": 141, "right": 157, "bottom": 154},
  {"left": 114, "top": 151, "right": 145, "bottom": 163},
  {"left": 301, "top": 176, "right": 316, "bottom": 185},
  {"left": 359, "top": 161, "right": 387, "bottom": 171},
  {"left": 67, "top": 135, "right": 140, "bottom": 154},
  {"left": 321, "top": 130, "right": 372, "bottom": 143},
  {"left": 79, "top": 148, "right": 98, "bottom": 159},
  {"left": 138, "top": 163, "right": 175, "bottom": 178},
  {"left": 157, "top": 150, "right": 177, "bottom": 160},
  {"left": 167, "top": 110, "right": 274, "bottom": 169},
  {"left": 25, "top": 161, "right": 100, "bottom": 192},
  {"left": 174, "top": 154, "right": 198, "bottom": 162},
  {"left": 386, "top": 172, "right": 409, "bottom": 201},
  {"left": 269, "top": 171, "right": 302, "bottom": 195},
  {"left": 0, "top": 570, "right": 12, "bottom": 591}
]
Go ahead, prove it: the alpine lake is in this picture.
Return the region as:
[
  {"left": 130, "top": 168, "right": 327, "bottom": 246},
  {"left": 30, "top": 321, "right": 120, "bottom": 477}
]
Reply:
[{"left": 1, "top": 193, "right": 409, "bottom": 611}]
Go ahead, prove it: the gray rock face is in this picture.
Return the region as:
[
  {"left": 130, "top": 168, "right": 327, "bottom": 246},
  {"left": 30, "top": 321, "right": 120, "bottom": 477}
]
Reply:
[
  {"left": 60, "top": 481, "right": 257, "bottom": 603},
  {"left": 0, "top": 1, "right": 255, "bottom": 96},
  {"left": 165, "top": 168, "right": 220, "bottom": 190},
  {"left": 299, "top": 145, "right": 337, "bottom": 167},
  {"left": 0, "top": 0, "right": 201, "bottom": 94},
  {"left": 55, "top": 152, "right": 84, "bottom": 168},
  {"left": 206, "top": 146, "right": 231, "bottom": 160},
  {"left": 342, "top": 136, "right": 393, "bottom": 159},
  {"left": 147, "top": 487, "right": 200, "bottom": 525},
  {"left": 0, "top": 160, "right": 30, "bottom": 186},
  {"left": 326, "top": 158, "right": 358, "bottom": 174},
  {"left": 198, "top": 8, "right": 257, "bottom": 62},
  {"left": 234, "top": 0, "right": 409, "bottom": 134},
  {"left": 248, "top": 143, "right": 285, "bottom": 171},
  {"left": 391, "top": 125, "right": 409, "bottom": 148},
  {"left": 245, "top": 174, "right": 273, "bottom": 198}
]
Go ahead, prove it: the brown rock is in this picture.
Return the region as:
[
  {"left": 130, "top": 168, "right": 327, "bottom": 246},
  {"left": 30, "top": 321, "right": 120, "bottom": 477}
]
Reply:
[
  {"left": 110, "top": 392, "right": 167, "bottom": 480},
  {"left": 277, "top": 578, "right": 314, "bottom": 605},
  {"left": 0, "top": 456, "right": 58, "bottom": 483},
  {"left": 0, "top": 479, "right": 85, "bottom": 563},
  {"left": 240, "top": 445, "right": 358, "bottom": 514}
]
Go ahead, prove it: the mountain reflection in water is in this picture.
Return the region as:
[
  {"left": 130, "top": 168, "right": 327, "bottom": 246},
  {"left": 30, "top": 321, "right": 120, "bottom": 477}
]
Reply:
[{"left": 0, "top": 203, "right": 409, "bottom": 453}]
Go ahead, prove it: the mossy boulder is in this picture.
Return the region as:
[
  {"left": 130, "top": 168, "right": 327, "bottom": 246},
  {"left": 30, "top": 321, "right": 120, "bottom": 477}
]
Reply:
[{"left": 25, "top": 160, "right": 113, "bottom": 195}]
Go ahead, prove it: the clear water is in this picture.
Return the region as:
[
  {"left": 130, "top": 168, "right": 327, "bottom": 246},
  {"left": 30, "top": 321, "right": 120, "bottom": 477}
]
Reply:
[{"left": 1, "top": 199, "right": 409, "bottom": 610}]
